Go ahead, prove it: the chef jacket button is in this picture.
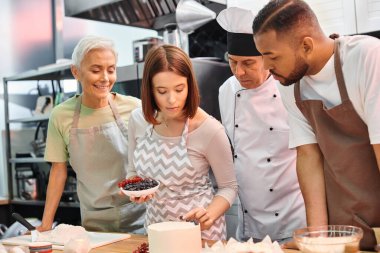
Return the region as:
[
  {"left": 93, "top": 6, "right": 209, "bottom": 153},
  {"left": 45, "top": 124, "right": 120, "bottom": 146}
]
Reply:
[
  {"left": 237, "top": 93, "right": 241, "bottom": 97},
  {"left": 269, "top": 188, "right": 273, "bottom": 192},
  {"left": 244, "top": 210, "right": 248, "bottom": 213},
  {"left": 269, "top": 127, "right": 273, "bottom": 131},
  {"left": 267, "top": 158, "right": 271, "bottom": 162},
  {"left": 234, "top": 154, "right": 238, "bottom": 158},
  {"left": 235, "top": 124, "right": 239, "bottom": 128},
  {"left": 275, "top": 212, "right": 279, "bottom": 216},
  {"left": 273, "top": 94, "right": 277, "bottom": 98}
]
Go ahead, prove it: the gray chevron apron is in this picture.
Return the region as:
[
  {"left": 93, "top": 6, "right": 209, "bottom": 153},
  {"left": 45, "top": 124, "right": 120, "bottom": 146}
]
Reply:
[
  {"left": 68, "top": 94, "right": 145, "bottom": 232},
  {"left": 294, "top": 39, "right": 380, "bottom": 251},
  {"left": 133, "top": 119, "right": 227, "bottom": 240}
]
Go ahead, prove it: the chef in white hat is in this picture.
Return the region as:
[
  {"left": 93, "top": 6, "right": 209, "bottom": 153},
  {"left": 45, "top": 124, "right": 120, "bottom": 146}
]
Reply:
[{"left": 217, "top": 7, "right": 306, "bottom": 243}]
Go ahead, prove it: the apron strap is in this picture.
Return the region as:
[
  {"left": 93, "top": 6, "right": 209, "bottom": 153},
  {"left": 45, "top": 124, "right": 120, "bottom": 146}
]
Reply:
[
  {"left": 294, "top": 81, "right": 301, "bottom": 102},
  {"left": 146, "top": 116, "right": 190, "bottom": 145},
  {"left": 108, "top": 93, "right": 129, "bottom": 138},
  {"left": 108, "top": 93, "right": 121, "bottom": 120},
  {"left": 294, "top": 39, "right": 349, "bottom": 103},
  {"left": 72, "top": 94, "right": 82, "bottom": 129},
  {"left": 333, "top": 39, "right": 350, "bottom": 102},
  {"left": 180, "top": 118, "right": 190, "bottom": 146},
  {"left": 147, "top": 123, "right": 154, "bottom": 137}
]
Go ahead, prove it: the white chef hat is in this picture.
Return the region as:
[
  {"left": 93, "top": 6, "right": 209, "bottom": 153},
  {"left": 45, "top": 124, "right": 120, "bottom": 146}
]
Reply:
[{"left": 216, "top": 7, "right": 261, "bottom": 56}]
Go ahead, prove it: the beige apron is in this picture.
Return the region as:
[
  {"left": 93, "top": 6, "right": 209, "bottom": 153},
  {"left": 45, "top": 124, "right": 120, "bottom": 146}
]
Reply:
[
  {"left": 133, "top": 119, "right": 227, "bottom": 240},
  {"left": 68, "top": 94, "right": 145, "bottom": 233},
  {"left": 294, "top": 40, "right": 380, "bottom": 251}
]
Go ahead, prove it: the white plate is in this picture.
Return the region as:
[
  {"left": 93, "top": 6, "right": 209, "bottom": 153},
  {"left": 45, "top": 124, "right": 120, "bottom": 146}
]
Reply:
[{"left": 120, "top": 182, "right": 160, "bottom": 197}]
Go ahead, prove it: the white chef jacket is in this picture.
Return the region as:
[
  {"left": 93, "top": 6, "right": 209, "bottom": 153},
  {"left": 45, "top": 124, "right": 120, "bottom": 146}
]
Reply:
[{"left": 218, "top": 75, "right": 306, "bottom": 240}]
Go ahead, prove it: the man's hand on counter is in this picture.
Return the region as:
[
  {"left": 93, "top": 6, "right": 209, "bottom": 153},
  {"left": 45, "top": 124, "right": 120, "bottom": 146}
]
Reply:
[{"left": 281, "top": 239, "right": 299, "bottom": 250}]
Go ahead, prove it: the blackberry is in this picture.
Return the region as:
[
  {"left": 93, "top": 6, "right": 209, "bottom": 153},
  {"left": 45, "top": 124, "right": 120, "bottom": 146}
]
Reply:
[{"left": 120, "top": 178, "right": 159, "bottom": 191}]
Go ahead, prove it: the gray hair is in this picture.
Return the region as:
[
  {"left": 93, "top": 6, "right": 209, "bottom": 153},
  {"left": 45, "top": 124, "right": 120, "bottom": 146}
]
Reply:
[{"left": 71, "top": 35, "right": 118, "bottom": 68}]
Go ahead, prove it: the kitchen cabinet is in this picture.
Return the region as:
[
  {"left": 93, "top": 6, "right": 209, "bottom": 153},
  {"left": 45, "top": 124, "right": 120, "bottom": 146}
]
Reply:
[
  {"left": 355, "top": 0, "right": 380, "bottom": 34},
  {"left": 227, "top": 0, "right": 268, "bottom": 12},
  {"left": 229, "top": 0, "right": 380, "bottom": 36},
  {"left": 305, "top": 0, "right": 357, "bottom": 36},
  {"left": 228, "top": 0, "right": 358, "bottom": 35},
  {"left": 290, "top": 0, "right": 380, "bottom": 35},
  {"left": 301, "top": 0, "right": 380, "bottom": 35}
]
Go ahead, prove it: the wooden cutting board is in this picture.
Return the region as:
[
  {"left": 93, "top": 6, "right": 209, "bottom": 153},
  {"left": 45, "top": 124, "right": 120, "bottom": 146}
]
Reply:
[{"left": 1, "top": 232, "right": 130, "bottom": 250}]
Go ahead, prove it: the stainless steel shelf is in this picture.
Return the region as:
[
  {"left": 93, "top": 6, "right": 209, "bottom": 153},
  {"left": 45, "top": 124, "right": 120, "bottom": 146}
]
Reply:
[
  {"left": 9, "top": 157, "right": 46, "bottom": 163},
  {"left": 5, "top": 63, "right": 141, "bottom": 83},
  {"left": 4, "top": 63, "right": 73, "bottom": 81},
  {"left": 11, "top": 198, "right": 80, "bottom": 208},
  {"left": 8, "top": 114, "right": 50, "bottom": 123}
]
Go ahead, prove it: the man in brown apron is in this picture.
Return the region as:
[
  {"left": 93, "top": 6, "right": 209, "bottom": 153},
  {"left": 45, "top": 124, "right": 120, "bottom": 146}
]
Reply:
[{"left": 252, "top": 0, "right": 380, "bottom": 250}]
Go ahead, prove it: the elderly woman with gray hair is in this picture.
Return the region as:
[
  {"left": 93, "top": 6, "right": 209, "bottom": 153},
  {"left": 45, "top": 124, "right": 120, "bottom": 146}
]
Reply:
[{"left": 38, "top": 35, "right": 145, "bottom": 233}]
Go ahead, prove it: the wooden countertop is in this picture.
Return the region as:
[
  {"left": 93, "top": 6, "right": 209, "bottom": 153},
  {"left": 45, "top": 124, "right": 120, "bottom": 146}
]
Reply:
[
  {"left": 51, "top": 234, "right": 371, "bottom": 253},
  {"left": 52, "top": 234, "right": 300, "bottom": 252},
  {"left": 29, "top": 234, "right": 371, "bottom": 253},
  {"left": 89, "top": 234, "right": 147, "bottom": 253}
]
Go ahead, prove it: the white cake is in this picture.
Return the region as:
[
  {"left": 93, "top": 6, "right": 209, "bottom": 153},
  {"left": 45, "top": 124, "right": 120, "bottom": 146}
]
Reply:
[
  {"left": 36, "top": 224, "right": 88, "bottom": 245},
  {"left": 148, "top": 221, "right": 202, "bottom": 253}
]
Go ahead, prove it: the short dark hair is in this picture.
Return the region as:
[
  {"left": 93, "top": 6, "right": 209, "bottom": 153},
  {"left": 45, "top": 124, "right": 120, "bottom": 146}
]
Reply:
[
  {"left": 141, "top": 44, "right": 200, "bottom": 125},
  {"left": 252, "top": 0, "right": 320, "bottom": 38}
]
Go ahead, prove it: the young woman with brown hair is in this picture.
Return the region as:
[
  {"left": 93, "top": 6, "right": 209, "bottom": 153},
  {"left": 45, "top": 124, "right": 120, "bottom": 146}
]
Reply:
[{"left": 126, "top": 45, "right": 238, "bottom": 241}]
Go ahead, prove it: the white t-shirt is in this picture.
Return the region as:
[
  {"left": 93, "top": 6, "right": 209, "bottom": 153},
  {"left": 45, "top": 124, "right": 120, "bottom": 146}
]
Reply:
[{"left": 278, "top": 35, "right": 380, "bottom": 148}]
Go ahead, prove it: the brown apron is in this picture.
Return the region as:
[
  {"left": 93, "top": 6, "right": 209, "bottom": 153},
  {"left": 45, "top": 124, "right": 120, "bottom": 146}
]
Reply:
[{"left": 294, "top": 39, "right": 380, "bottom": 251}]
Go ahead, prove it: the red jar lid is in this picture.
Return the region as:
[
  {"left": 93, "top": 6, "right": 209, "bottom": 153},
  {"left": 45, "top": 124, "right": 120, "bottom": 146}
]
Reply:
[{"left": 29, "top": 242, "right": 53, "bottom": 253}]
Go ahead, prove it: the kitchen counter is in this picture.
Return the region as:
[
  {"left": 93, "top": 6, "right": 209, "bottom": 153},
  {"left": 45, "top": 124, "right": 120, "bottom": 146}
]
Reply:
[
  {"left": 0, "top": 198, "right": 10, "bottom": 205},
  {"left": 58, "top": 234, "right": 298, "bottom": 252},
  {"left": 51, "top": 234, "right": 372, "bottom": 253}
]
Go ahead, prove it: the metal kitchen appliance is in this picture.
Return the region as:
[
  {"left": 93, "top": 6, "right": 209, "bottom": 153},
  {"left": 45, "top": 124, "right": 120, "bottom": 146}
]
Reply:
[
  {"left": 15, "top": 155, "right": 39, "bottom": 201},
  {"left": 133, "top": 36, "right": 163, "bottom": 63},
  {"left": 175, "top": 0, "right": 217, "bottom": 34},
  {"left": 15, "top": 153, "right": 47, "bottom": 201},
  {"left": 15, "top": 168, "right": 38, "bottom": 201},
  {"left": 64, "top": 0, "right": 223, "bottom": 31},
  {"left": 162, "top": 23, "right": 189, "bottom": 54}
]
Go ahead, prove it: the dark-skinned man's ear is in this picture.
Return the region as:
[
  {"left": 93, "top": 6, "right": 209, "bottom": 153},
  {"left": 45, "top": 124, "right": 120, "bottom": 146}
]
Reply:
[{"left": 302, "top": 37, "right": 314, "bottom": 55}]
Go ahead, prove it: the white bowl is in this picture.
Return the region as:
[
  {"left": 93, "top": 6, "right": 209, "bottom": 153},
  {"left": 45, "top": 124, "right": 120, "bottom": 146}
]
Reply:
[
  {"left": 120, "top": 181, "right": 160, "bottom": 197},
  {"left": 294, "top": 225, "right": 363, "bottom": 253}
]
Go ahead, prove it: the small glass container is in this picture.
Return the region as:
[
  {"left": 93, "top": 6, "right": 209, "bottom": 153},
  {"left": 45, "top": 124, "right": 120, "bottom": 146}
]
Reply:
[{"left": 29, "top": 242, "right": 53, "bottom": 253}]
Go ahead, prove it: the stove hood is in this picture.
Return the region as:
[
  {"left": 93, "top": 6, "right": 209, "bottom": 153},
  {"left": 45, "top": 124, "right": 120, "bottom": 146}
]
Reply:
[{"left": 64, "top": 0, "right": 225, "bottom": 31}]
